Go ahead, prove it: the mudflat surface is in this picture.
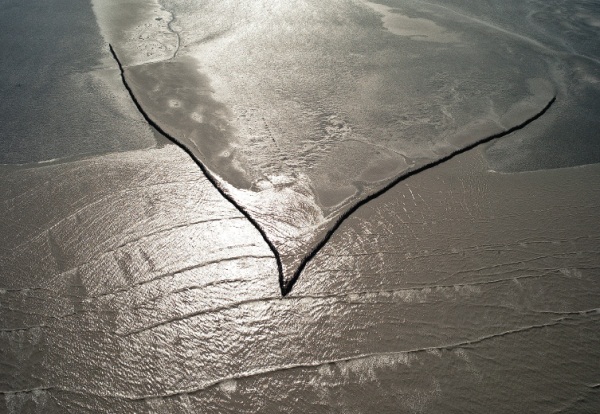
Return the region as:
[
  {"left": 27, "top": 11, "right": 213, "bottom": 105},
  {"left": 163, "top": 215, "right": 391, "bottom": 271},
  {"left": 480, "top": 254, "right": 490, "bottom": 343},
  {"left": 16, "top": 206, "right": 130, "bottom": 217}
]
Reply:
[
  {"left": 0, "top": 0, "right": 157, "bottom": 164},
  {"left": 1, "top": 146, "right": 599, "bottom": 412},
  {"left": 1, "top": 0, "right": 599, "bottom": 412}
]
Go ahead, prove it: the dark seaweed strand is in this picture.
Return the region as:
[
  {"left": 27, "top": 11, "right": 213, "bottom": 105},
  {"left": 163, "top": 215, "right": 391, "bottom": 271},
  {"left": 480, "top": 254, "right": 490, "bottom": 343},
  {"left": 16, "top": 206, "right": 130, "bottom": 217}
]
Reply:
[
  {"left": 282, "top": 96, "right": 557, "bottom": 296},
  {"left": 108, "top": 45, "right": 285, "bottom": 293}
]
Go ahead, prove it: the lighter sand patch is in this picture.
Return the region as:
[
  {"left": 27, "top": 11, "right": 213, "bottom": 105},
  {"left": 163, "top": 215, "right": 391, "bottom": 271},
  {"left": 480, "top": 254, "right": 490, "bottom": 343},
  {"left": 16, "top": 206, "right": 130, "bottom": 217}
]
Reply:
[{"left": 364, "top": 1, "right": 459, "bottom": 43}]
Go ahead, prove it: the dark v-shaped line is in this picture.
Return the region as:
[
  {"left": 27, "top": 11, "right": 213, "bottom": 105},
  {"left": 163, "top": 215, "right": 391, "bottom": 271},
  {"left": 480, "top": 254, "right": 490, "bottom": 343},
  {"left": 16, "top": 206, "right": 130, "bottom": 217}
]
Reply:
[
  {"left": 109, "top": 45, "right": 284, "bottom": 288},
  {"left": 110, "top": 45, "right": 556, "bottom": 297},
  {"left": 288, "top": 95, "right": 556, "bottom": 294}
]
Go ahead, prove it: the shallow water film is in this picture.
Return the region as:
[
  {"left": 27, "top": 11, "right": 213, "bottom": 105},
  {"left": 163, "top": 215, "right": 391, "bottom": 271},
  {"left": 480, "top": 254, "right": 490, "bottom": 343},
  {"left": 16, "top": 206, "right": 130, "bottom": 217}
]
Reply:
[{"left": 1, "top": 0, "right": 599, "bottom": 412}]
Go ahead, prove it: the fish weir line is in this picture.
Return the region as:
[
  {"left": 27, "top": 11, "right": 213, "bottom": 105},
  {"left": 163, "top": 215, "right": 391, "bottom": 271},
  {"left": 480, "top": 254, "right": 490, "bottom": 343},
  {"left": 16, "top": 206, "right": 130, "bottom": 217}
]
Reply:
[
  {"left": 110, "top": 44, "right": 555, "bottom": 296},
  {"left": 108, "top": 45, "right": 285, "bottom": 294},
  {"left": 284, "top": 95, "right": 557, "bottom": 295}
]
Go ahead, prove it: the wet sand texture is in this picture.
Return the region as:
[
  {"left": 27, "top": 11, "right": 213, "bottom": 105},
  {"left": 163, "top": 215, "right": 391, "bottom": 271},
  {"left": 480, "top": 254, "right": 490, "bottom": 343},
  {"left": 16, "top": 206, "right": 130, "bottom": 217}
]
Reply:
[{"left": 1, "top": 147, "right": 598, "bottom": 412}]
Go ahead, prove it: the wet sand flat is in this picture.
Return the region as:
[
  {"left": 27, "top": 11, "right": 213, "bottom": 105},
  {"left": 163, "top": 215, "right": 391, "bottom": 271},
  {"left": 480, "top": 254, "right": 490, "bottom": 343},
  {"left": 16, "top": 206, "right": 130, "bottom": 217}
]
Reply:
[
  {"left": 0, "top": 0, "right": 157, "bottom": 164},
  {"left": 1, "top": 0, "right": 599, "bottom": 412},
  {"left": 1, "top": 146, "right": 598, "bottom": 412}
]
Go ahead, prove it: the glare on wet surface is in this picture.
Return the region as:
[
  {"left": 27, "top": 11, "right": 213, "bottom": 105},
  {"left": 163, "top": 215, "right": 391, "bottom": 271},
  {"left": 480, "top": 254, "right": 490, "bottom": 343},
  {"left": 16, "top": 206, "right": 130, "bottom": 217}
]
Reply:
[
  {"left": 1, "top": 145, "right": 599, "bottom": 412},
  {"left": 1, "top": 0, "right": 600, "bottom": 412}
]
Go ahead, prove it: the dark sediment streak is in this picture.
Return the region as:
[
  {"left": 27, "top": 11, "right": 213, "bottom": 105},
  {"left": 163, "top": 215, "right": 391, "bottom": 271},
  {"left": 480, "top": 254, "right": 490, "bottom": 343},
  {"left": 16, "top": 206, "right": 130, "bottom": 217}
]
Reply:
[
  {"left": 284, "top": 95, "right": 556, "bottom": 295},
  {"left": 108, "top": 45, "right": 285, "bottom": 293},
  {"left": 110, "top": 44, "right": 555, "bottom": 297}
]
